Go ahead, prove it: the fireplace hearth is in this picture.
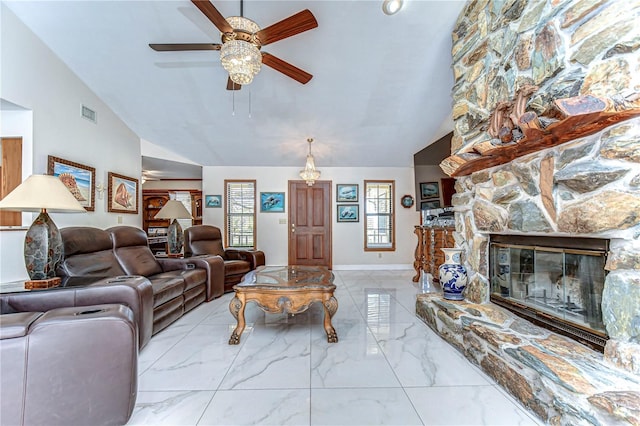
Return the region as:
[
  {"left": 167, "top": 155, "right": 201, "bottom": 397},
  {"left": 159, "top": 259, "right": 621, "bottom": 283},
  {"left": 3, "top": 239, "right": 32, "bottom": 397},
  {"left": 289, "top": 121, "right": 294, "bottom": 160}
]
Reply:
[{"left": 489, "top": 234, "right": 608, "bottom": 351}]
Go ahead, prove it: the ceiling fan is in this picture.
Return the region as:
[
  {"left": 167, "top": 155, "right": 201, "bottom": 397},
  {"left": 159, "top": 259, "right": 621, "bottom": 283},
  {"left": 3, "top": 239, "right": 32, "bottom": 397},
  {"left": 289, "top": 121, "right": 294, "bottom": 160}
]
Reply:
[{"left": 149, "top": 0, "right": 317, "bottom": 90}]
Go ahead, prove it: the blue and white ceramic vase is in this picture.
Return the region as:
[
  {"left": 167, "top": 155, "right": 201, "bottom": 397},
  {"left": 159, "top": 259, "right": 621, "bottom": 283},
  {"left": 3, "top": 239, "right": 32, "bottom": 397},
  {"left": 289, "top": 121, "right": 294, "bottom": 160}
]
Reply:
[{"left": 439, "top": 248, "right": 468, "bottom": 301}]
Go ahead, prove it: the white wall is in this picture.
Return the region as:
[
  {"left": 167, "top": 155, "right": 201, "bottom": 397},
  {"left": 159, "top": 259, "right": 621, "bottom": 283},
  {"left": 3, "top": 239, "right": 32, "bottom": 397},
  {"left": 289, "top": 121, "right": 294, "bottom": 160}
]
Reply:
[
  {"left": 0, "top": 4, "right": 142, "bottom": 281},
  {"left": 202, "top": 166, "right": 420, "bottom": 269},
  {"left": 142, "top": 180, "right": 202, "bottom": 192}
]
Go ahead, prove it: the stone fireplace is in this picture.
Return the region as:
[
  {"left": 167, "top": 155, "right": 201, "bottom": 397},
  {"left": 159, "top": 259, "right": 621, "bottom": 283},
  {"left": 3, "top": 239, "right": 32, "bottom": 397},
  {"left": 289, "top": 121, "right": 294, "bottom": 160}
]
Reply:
[{"left": 415, "top": 0, "right": 640, "bottom": 424}]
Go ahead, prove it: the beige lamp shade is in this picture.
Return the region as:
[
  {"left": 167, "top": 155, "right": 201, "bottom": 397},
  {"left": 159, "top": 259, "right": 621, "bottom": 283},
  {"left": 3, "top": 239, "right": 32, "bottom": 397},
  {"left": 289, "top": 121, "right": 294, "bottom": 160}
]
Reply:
[
  {"left": 154, "top": 200, "right": 193, "bottom": 220},
  {"left": 0, "top": 174, "right": 86, "bottom": 212}
]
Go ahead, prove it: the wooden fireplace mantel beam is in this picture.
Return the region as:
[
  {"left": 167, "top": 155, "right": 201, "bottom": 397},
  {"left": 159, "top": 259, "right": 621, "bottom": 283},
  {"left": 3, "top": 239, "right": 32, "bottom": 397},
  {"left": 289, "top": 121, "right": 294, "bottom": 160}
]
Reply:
[{"left": 440, "top": 94, "right": 640, "bottom": 177}]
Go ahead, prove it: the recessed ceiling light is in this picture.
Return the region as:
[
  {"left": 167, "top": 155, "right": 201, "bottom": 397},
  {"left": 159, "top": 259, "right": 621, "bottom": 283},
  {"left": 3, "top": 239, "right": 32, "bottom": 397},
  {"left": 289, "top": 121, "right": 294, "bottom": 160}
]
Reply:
[{"left": 382, "top": 0, "right": 403, "bottom": 15}]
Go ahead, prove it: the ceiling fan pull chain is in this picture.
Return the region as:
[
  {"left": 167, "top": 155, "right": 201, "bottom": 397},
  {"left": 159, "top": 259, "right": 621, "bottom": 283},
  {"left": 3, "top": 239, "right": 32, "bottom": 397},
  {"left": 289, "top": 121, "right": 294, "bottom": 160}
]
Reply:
[
  {"left": 232, "top": 88, "right": 236, "bottom": 116},
  {"left": 248, "top": 90, "right": 252, "bottom": 118}
]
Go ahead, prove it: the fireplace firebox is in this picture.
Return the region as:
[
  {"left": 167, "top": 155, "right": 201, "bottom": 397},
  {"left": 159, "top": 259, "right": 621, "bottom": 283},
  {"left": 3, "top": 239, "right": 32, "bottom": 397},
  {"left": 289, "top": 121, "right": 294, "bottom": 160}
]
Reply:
[{"left": 489, "top": 235, "right": 608, "bottom": 351}]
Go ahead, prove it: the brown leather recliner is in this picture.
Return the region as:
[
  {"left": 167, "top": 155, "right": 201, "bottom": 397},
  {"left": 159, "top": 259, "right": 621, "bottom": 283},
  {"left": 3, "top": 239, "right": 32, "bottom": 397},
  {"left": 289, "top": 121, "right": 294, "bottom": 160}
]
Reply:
[
  {"left": 108, "top": 225, "right": 224, "bottom": 334},
  {"left": 56, "top": 226, "right": 225, "bottom": 341},
  {"left": 0, "top": 303, "right": 138, "bottom": 425},
  {"left": 184, "top": 225, "right": 265, "bottom": 292}
]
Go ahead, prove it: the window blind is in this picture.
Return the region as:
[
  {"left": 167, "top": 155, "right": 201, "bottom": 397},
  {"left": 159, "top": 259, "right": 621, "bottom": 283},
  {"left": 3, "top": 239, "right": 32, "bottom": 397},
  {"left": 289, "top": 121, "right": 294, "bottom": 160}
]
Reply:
[{"left": 225, "top": 180, "right": 256, "bottom": 248}]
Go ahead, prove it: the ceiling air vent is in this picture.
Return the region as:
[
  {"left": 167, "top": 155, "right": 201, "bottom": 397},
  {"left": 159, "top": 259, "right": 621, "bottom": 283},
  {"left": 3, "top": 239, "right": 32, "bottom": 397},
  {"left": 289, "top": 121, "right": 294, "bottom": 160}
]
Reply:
[{"left": 81, "top": 104, "right": 97, "bottom": 123}]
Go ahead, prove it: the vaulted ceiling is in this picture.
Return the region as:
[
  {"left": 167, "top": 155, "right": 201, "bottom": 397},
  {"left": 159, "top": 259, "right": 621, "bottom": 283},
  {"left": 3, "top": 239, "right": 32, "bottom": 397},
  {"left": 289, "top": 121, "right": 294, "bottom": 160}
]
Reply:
[{"left": 4, "top": 0, "right": 466, "bottom": 171}]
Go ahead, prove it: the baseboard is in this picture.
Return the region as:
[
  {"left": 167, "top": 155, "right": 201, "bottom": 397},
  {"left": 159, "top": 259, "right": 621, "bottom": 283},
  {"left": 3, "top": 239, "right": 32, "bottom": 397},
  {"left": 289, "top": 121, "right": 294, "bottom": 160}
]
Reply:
[{"left": 332, "top": 264, "right": 413, "bottom": 271}]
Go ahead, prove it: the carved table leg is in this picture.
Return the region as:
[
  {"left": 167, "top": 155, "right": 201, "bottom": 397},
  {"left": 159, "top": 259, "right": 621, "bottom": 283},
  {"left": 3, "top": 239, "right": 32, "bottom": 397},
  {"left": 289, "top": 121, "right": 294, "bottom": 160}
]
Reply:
[
  {"left": 412, "top": 226, "right": 423, "bottom": 282},
  {"left": 323, "top": 295, "right": 338, "bottom": 343},
  {"left": 229, "top": 295, "right": 246, "bottom": 345}
]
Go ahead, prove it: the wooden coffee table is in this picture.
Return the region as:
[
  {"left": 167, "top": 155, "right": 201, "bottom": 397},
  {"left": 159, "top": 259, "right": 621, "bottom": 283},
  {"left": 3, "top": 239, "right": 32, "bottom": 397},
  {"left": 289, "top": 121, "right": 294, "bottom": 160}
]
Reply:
[{"left": 228, "top": 265, "right": 338, "bottom": 344}]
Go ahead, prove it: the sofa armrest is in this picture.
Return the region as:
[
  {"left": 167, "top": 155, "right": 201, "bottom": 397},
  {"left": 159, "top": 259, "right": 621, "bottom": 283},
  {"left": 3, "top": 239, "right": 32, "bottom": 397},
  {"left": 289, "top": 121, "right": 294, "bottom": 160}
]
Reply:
[
  {"left": 226, "top": 249, "right": 266, "bottom": 270},
  {"left": 156, "top": 256, "right": 197, "bottom": 272},
  {"left": 0, "top": 312, "right": 42, "bottom": 339},
  {"left": 157, "top": 256, "right": 225, "bottom": 301},
  {"left": 1, "top": 304, "right": 138, "bottom": 426},
  {"left": 83, "top": 276, "right": 154, "bottom": 348}
]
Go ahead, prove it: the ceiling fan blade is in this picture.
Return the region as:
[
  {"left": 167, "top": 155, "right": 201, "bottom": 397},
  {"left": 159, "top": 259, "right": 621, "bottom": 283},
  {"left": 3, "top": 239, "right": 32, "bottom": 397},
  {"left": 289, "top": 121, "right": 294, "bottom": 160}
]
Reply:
[
  {"left": 191, "top": 0, "right": 233, "bottom": 34},
  {"left": 262, "top": 52, "right": 312, "bottom": 84},
  {"left": 226, "top": 77, "right": 242, "bottom": 91},
  {"left": 149, "top": 43, "right": 221, "bottom": 51},
  {"left": 256, "top": 9, "right": 318, "bottom": 46}
]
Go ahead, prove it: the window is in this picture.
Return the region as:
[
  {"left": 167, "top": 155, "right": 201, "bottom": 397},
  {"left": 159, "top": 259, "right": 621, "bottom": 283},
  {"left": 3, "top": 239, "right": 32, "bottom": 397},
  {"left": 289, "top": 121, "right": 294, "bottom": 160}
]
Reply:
[
  {"left": 225, "top": 180, "right": 256, "bottom": 248},
  {"left": 364, "top": 180, "right": 395, "bottom": 251}
]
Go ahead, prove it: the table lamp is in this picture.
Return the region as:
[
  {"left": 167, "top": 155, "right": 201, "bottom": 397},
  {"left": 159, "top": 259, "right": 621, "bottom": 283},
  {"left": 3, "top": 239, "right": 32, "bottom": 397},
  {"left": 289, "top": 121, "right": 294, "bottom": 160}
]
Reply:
[
  {"left": 154, "top": 200, "right": 192, "bottom": 256},
  {"left": 0, "top": 174, "right": 86, "bottom": 288}
]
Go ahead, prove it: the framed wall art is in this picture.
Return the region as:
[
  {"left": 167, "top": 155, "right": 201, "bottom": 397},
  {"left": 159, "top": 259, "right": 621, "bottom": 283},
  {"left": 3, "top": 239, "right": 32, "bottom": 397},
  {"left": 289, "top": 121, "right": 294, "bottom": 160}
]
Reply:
[
  {"left": 205, "top": 194, "right": 222, "bottom": 208},
  {"left": 336, "top": 184, "right": 358, "bottom": 202},
  {"left": 337, "top": 204, "right": 359, "bottom": 222},
  {"left": 420, "top": 181, "right": 440, "bottom": 200},
  {"left": 47, "top": 155, "right": 96, "bottom": 211},
  {"left": 107, "top": 172, "right": 139, "bottom": 214},
  {"left": 260, "top": 192, "right": 285, "bottom": 213},
  {"left": 420, "top": 200, "right": 441, "bottom": 210}
]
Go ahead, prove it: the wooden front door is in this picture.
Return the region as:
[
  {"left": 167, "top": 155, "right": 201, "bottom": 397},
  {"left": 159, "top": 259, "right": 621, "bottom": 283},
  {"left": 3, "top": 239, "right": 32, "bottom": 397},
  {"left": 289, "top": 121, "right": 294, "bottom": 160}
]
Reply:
[{"left": 288, "top": 180, "right": 332, "bottom": 268}]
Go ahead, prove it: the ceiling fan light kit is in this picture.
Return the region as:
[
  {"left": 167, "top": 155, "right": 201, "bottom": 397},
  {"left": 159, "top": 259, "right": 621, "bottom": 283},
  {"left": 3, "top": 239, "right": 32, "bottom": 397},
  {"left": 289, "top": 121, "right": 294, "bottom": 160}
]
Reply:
[
  {"left": 220, "top": 16, "right": 262, "bottom": 85},
  {"left": 150, "top": 1, "right": 318, "bottom": 90}
]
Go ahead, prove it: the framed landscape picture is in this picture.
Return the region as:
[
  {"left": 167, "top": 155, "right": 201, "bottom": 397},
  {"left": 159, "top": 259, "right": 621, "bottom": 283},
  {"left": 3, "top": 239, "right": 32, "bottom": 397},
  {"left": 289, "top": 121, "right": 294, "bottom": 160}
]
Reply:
[
  {"left": 336, "top": 184, "right": 358, "bottom": 202},
  {"left": 337, "top": 204, "right": 359, "bottom": 222},
  {"left": 420, "top": 182, "right": 440, "bottom": 200},
  {"left": 260, "top": 192, "right": 285, "bottom": 213},
  {"left": 420, "top": 200, "right": 441, "bottom": 210},
  {"left": 205, "top": 194, "right": 222, "bottom": 208},
  {"left": 107, "top": 172, "right": 139, "bottom": 214},
  {"left": 47, "top": 155, "right": 96, "bottom": 211}
]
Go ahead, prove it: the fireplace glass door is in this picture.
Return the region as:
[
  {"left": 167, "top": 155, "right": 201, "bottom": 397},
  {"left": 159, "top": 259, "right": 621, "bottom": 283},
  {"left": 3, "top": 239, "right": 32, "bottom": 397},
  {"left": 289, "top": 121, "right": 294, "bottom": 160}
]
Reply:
[{"left": 490, "top": 241, "right": 607, "bottom": 337}]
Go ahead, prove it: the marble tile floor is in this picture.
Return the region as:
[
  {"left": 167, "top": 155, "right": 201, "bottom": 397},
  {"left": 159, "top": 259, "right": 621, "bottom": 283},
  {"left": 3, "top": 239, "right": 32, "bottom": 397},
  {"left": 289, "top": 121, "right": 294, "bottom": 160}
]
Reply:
[{"left": 127, "top": 270, "right": 543, "bottom": 426}]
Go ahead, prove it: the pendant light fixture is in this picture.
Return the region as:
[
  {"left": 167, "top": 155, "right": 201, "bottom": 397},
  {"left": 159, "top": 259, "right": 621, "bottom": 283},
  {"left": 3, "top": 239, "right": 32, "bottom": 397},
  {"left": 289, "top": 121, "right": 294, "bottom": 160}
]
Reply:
[{"left": 299, "top": 138, "right": 321, "bottom": 186}]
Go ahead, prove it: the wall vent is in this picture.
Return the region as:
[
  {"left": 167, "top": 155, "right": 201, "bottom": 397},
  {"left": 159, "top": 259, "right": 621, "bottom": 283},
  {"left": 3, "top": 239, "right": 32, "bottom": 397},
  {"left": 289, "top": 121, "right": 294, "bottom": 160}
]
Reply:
[{"left": 81, "top": 104, "right": 97, "bottom": 123}]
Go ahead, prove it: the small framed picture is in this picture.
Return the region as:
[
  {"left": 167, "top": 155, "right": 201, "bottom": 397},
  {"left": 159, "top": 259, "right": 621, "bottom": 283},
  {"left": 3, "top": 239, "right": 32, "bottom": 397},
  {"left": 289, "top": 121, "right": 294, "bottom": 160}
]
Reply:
[
  {"left": 205, "top": 194, "right": 222, "bottom": 208},
  {"left": 107, "top": 172, "right": 139, "bottom": 214},
  {"left": 260, "top": 192, "right": 285, "bottom": 213},
  {"left": 336, "top": 184, "right": 358, "bottom": 202},
  {"left": 420, "top": 200, "right": 441, "bottom": 210},
  {"left": 47, "top": 155, "right": 96, "bottom": 212},
  {"left": 337, "top": 204, "right": 359, "bottom": 222},
  {"left": 498, "top": 248, "right": 510, "bottom": 266},
  {"left": 420, "top": 182, "right": 440, "bottom": 200}
]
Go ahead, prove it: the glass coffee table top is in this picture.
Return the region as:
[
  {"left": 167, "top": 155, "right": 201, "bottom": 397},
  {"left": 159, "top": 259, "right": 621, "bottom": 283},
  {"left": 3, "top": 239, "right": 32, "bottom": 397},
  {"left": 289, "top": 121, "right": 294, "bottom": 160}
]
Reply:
[{"left": 236, "top": 265, "right": 335, "bottom": 290}]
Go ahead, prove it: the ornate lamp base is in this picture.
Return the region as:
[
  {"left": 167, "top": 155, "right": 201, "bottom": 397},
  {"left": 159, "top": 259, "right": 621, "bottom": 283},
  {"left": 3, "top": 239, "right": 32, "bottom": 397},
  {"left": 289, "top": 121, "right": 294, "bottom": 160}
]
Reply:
[
  {"left": 24, "top": 211, "right": 63, "bottom": 282},
  {"left": 166, "top": 219, "right": 184, "bottom": 255}
]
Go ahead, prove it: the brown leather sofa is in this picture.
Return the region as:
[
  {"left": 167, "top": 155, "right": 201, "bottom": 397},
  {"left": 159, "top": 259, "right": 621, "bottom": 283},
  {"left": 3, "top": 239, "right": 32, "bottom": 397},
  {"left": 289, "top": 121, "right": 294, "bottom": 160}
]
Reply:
[
  {"left": 0, "top": 303, "right": 138, "bottom": 425},
  {"left": 184, "top": 225, "right": 266, "bottom": 292},
  {"left": 55, "top": 225, "right": 225, "bottom": 341}
]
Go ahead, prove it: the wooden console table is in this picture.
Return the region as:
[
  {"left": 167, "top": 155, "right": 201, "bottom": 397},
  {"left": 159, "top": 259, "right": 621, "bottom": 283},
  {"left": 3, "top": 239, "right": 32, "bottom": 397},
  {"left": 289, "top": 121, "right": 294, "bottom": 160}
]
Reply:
[{"left": 412, "top": 225, "right": 455, "bottom": 282}]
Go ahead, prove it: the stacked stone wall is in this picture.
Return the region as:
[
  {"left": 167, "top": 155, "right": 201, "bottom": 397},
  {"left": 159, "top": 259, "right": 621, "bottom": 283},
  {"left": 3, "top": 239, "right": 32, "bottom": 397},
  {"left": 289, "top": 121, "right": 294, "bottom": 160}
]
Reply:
[{"left": 448, "top": 0, "right": 640, "bottom": 377}]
